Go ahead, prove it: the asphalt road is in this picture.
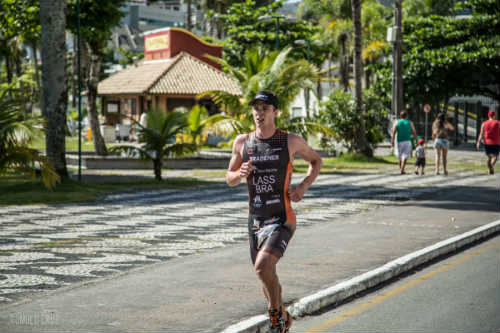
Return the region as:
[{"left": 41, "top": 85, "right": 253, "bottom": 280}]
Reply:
[{"left": 293, "top": 235, "right": 500, "bottom": 333}]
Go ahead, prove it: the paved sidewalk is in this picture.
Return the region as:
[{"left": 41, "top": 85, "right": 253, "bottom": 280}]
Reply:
[{"left": 0, "top": 169, "right": 498, "bottom": 332}]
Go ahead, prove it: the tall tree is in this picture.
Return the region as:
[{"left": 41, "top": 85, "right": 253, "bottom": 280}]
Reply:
[
  {"left": 202, "top": 47, "right": 332, "bottom": 142},
  {"left": 403, "top": 0, "right": 456, "bottom": 17},
  {"left": 351, "top": 0, "right": 372, "bottom": 156},
  {"left": 221, "top": 0, "right": 322, "bottom": 67},
  {"left": 67, "top": 0, "right": 127, "bottom": 156},
  {"left": 400, "top": 0, "right": 500, "bottom": 107},
  {"left": 39, "top": 0, "right": 69, "bottom": 178}
]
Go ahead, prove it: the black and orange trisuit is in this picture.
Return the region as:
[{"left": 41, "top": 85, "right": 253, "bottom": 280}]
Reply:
[{"left": 242, "top": 129, "right": 295, "bottom": 263}]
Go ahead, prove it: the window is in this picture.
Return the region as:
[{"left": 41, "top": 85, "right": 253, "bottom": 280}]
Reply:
[
  {"left": 131, "top": 99, "right": 137, "bottom": 115},
  {"left": 292, "top": 107, "right": 305, "bottom": 118}
]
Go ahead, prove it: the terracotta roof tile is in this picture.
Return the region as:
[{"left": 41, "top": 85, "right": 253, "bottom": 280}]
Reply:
[
  {"left": 149, "top": 52, "right": 240, "bottom": 96},
  {"left": 97, "top": 60, "right": 173, "bottom": 95},
  {"left": 97, "top": 52, "right": 241, "bottom": 96}
]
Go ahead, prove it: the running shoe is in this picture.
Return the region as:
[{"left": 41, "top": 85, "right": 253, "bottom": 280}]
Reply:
[{"left": 268, "top": 309, "right": 284, "bottom": 333}]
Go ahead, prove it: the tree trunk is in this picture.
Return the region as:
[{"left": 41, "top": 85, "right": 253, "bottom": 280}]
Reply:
[
  {"left": 339, "top": 34, "right": 349, "bottom": 91},
  {"left": 13, "top": 45, "right": 27, "bottom": 117},
  {"left": 40, "top": 0, "right": 69, "bottom": 178},
  {"left": 31, "top": 41, "right": 42, "bottom": 113},
  {"left": 352, "top": 0, "right": 372, "bottom": 157},
  {"left": 365, "top": 59, "right": 371, "bottom": 90},
  {"left": 72, "top": 36, "right": 77, "bottom": 108},
  {"left": 153, "top": 157, "right": 162, "bottom": 180},
  {"left": 86, "top": 43, "right": 108, "bottom": 156},
  {"left": 5, "top": 50, "right": 13, "bottom": 85}
]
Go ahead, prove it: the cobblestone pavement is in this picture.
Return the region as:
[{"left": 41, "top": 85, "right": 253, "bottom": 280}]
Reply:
[{"left": 0, "top": 171, "right": 493, "bottom": 305}]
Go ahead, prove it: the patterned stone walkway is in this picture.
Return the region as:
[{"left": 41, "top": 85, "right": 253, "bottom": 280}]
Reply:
[{"left": 0, "top": 171, "right": 491, "bottom": 304}]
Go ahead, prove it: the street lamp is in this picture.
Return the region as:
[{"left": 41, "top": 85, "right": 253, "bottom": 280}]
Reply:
[
  {"left": 258, "top": 15, "right": 296, "bottom": 50},
  {"left": 294, "top": 39, "right": 323, "bottom": 119}
]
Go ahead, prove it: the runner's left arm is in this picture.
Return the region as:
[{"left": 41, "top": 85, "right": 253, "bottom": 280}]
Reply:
[{"left": 288, "top": 134, "right": 323, "bottom": 202}]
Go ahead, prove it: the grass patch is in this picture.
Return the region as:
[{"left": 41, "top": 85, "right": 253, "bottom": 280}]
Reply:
[
  {"left": 2, "top": 150, "right": 486, "bottom": 206},
  {"left": 0, "top": 174, "right": 216, "bottom": 206},
  {"left": 30, "top": 135, "right": 101, "bottom": 151},
  {"left": 294, "top": 152, "right": 398, "bottom": 173}
]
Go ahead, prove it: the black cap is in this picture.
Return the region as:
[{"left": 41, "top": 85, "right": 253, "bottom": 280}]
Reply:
[{"left": 248, "top": 91, "right": 279, "bottom": 109}]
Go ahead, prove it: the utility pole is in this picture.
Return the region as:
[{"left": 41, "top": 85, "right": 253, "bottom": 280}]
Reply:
[
  {"left": 395, "top": 0, "right": 404, "bottom": 116},
  {"left": 77, "top": 0, "right": 82, "bottom": 181}
]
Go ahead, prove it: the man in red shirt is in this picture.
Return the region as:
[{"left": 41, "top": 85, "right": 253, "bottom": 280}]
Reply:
[{"left": 476, "top": 110, "right": 500, "bottom": 175}]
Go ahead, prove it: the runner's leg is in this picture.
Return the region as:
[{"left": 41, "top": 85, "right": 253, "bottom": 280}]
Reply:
[{"left": 254, "top": 251, "right": 282, "bottom": 310}]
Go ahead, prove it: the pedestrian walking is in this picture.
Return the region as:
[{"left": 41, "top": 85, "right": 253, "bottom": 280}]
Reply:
[
  {"left": 391, "top": 110, "right": 417, "bottom": 174},
  {"left": 476, "top": 110, "right": 500, "bottom": 175},
  {"left": 414, "top": 138, "right": 426, "bottom": 176},
  {"left": 140, "top": 111, "right": 148, "bottom": 128},
  {"left": 225, "top": 90, "right": 322, "bottom": 333},
  {"left": 432, "top": 112, "right": 454, "bottom": 175}
]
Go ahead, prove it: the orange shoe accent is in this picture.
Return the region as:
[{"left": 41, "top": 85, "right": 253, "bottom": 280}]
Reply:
[
  {"left": 268, "top": 309, "right": 280, "bottom": 327},
  {"left": 268, "top": 309, "right": 284, "bottom": 332}
]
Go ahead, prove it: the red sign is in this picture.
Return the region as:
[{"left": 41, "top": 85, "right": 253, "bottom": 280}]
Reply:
[{"left": 423, "top": 104, "right": 431, "bottom": 113}]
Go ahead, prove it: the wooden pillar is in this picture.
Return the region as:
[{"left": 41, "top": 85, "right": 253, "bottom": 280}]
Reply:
[
  {"left": 139, "top": 95, "right": 144, "bottom": 115},
  {"left": 464, "top": 103, "right": 468, "bottom": 143},
  {"left": 475, "top": 101, "right": 482, "bottom": 141},
  {"left": 454, "top": 102, "right": 459, "bottom": 146}
]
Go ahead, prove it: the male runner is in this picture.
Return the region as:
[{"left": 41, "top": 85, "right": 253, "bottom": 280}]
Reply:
[{"left": 226, "top": 91, "right": 322, "bottom": 333}]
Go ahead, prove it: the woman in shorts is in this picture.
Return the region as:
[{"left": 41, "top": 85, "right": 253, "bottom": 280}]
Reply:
[{"left": 432, "top": 113, "right": 454, "bottom": 175}]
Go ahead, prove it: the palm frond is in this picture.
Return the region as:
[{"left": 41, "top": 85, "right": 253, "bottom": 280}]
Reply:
[
  {"left": 198, "top": 90, "right": 243, "bottom": 116},
  {"left": 108, "top": 144, "right": 151, "bottom": 159},
  {"left": 280, "top": 117, "right": 337, "bottom": 139},
  {"left": 0, "top": 146, "right": 60, "bottom": 189}
]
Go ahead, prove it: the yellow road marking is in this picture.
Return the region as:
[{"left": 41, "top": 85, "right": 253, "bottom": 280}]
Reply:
[{"left": 306, "top": 241, "right": 500, "bottom": 333}]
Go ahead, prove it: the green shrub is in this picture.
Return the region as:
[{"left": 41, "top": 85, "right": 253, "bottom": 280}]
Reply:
[{"left": 317, "top": 88, "right": 387, "bottom": 154}]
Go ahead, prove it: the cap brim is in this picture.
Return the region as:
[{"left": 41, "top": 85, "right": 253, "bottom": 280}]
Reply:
[
  {"left": 248, "top": 98, "right": 261, "bottom": 106},
  {"left": 249, "top": 98, "right": 275, "bottom": 107}
]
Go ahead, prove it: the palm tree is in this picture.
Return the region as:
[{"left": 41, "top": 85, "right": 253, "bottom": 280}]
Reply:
[
  {"left": 0, "top": 81, "right": 59, "bottom": 188},
  {"left": 178, "top": 105, "right": 227, "bottom": 145},
  {"left": 352, "top": 0, "right": 372, "bottom": 157},
  {"left": 110, "top": 109, "right": 197, "bottom": 181},
  {"left": 202, "top": 47, "right": 332, "bottom": 140},
  {"left": 40, "top": 0, "right": 69, "bottom": 178}
]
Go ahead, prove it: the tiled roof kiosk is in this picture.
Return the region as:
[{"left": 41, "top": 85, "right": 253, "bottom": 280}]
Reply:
[{"left": 97, "top": 28, "right": 240, "bottom": 140}]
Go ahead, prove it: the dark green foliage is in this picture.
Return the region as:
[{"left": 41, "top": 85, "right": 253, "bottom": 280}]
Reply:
[
  {"left": 317, "top": 88, "right": 387, "bottom": 153},
  {"left": 374, "top": 0, "right": 500, "bottom": 107},
  {"left": 220, "top": 0, "right": 324, "bottom": 67}
]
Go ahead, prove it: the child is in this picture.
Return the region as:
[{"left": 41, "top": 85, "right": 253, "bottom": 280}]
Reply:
[{"left": 415, "top": 138, "right": 426, "bottom": 175}]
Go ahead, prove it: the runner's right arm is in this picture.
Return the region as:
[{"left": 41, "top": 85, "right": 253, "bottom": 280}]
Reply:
[{"left": 226, "top": 134, "right": 251, "bottom": 187}]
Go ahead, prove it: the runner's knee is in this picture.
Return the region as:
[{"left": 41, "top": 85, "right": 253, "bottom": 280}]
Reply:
[{"left": 254, "top": 254, "right": 276, "bottom": 280}]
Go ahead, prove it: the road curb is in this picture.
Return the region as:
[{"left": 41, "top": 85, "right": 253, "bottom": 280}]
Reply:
[{"left": 221, "top": 219, "right": 500, "bottom": 333}]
